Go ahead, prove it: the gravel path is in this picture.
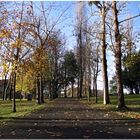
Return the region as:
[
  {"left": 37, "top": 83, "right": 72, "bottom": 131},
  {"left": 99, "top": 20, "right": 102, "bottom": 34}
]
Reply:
[{"left": 0, "top": 98, "right": 140, "bottom": 139}]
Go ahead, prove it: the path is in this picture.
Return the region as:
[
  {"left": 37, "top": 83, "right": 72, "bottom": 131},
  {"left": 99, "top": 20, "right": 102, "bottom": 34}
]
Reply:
[{"left": 0, "top": 98, "right": 140, "bottom": 139}]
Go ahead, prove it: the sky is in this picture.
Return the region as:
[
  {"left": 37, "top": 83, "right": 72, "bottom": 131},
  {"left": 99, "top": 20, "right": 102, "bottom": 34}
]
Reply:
[
  {"left": 52, "top": 1, "right": 140, "bottom": 89},
  {"left": 1, "top": 1, "right": 140, "bottom": 90}
]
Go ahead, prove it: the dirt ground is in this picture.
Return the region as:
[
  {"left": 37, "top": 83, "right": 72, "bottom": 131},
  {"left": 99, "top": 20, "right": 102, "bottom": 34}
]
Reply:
[{"left": 0, "top": 98, "right": 140, "bottom": 139}]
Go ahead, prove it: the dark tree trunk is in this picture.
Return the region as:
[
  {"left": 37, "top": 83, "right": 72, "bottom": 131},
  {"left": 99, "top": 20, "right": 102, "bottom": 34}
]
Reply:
[
  {"left": 134, "top": 86, "right": 139, "bottom": 94},
  {"left": 9, "top": 84, "right": 12, "bottom": 101},
  {"left": 79, "top": 73, "right": 83, "bottom": 98},
  {"left": 130, "top": 87, "right": 134, "bottom": 94},
  {"left": 36, "top": 77, "right": 41, "bottom": 104},
  {"left": 64, "top": 84, "right": 67, "bottom": 98},
  {"left": 64, "top": 66, "right": 67, "bottom": 98},
  {"left": 79, "top": 28, "right": 83, "bottom": 99},
  {"left": 40, "top": 76, "right": 44, "bottom": 103},
  {"left": 92, "top": 81, "right": 95, "bottom": 97},
  {"left": 93, "top": 77, "right": 98, "bottom": 103},
  {"left": 88, "top": 86, "right": 91, "bottom": 97},
  {"left": 13, "top": 72, "right": 16, "bottom": 112},
  {"left": 71, "top": 82, "right": 74, "bottom": 98},
  {"left": 52, "top": 80, "right": 58, "bottom": 99},
  {"left": 101, "top": 3, "right": 110, "bottom": 104},
  {"left": 48, "top": 81, "right": 52, "bottom": 100},
  {"left": 113, "top": 1, "right": 125, "bottom": 108},
  {"left": 77, "top": 78, "right": 80, "bottom": 98}
]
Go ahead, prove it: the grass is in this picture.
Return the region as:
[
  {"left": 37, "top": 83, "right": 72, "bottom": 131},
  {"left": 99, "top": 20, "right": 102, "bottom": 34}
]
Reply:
[
  {"left": 0, "top": 99, "right": 48, "bottom": 125},
  {"left": 81, "top": 94, "right": 140, "bottom": 119}
]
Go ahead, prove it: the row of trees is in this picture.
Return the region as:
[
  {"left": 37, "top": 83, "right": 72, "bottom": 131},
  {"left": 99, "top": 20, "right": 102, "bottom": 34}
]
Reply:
[
  {"left": 0, "top": 1, "right": 140, "bottom": 112},
  {"left": 74, "top": 1, "right": 140, "bottom": 108},
  {"left": 110, "top": 50, "right": 140, "bottom": 95},
  {"left": 0, "top": 2, "right": 73, "bottom": 112}
]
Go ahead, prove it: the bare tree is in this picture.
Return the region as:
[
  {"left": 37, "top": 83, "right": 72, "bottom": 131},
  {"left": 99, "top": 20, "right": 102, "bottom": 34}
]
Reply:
[
  {"left": 89, "top": 1, "right": 110, "bottom": 104},
  {"left": 75, "top": 1, "right": 87, "bottom": 98},
  {"left": 112, "top": 1, "right": 125, "bottom": 108}
]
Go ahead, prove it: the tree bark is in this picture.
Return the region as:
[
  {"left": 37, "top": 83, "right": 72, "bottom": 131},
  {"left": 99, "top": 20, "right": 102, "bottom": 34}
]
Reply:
[
  {"left": 13, "top": 72, "right": 16, "bottom": 112},
  {"left": 101, "top": 2, "right": 110, "bottom": 104},
  {"left": 9, "top": 83, "right": 12, "bottom": 101},
  {"left": 36, "top": 77, "right": 41, "bottom": 104},
  {"left": 130, "top": 86, "right": 134, "bottom": 94},
  {"left": 64, "top": 65, "right": 67, "bottom": 98},
  {"left": 71, "top": 82, "right": 74, "bottom": 98},
  {"left": 77, "top": 78, "right": 80, "bottom": 98},
  {"left": 93, "top": 78, "right": 98, "bottom": 103},
  {"left": 40, "top": 76, "right": 44, "bottom": 103},
  {"left": 48, "top": 81, "right": 52, "bottom": 100},
  {"left": 112, "top": 1, "right": 125, "bottom": 108},
  {"left": 79, "top": 28, "right": 83, "bottom": 99}
]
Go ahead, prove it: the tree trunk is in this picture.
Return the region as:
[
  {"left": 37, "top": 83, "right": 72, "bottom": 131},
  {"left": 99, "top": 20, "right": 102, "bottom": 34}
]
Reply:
[
  {"left": 77, "top": 77, "right": 80, "bottom": 98},
  {"left": 64, "top": 83, "right": 67, "bottom": 98},
  {"left": 130, "top": 86, "right": 134, "bottom": 94},
  {"left": 95, "top": 79, "right": 98, "bottom": 103},
  {"left": 101, "top": 3, "right": 110, "bottom": 104},
  {"left": 2, "top": 75, "right": 7, "bottom": 100},
  {"left": 40, "top": 76, "right": 44, "bottom": 103},
  {"left": 112, "top": 1, "right": 125, "bottom": 108},
  {"left": 36, "top": 77, "right": 41, "bottom": 104},
  {"left": 71, "top": 82, "right": 74, "bottom": 98},
  {"left": 92, "top": 80, "right": 95, "bottom": 97},
  {"left": 134, "top": 86, "right": 139, "bottom": 94},
  {"left": 79, "top": 75, "right": 83, "bottom": 98},
  {"left": 9, "top": 83, "right": 12, "bottom": 101},
  {"left": 13, "top": 72, "right": 16, "bottom": 112},
  {"left": 64, "top": 66, "right": 67, "bottom": 98},
  {"left": 79, "top": 29, "right": 83, "bottom": 99},
  {"left": 48, "top": 81, "right": 52, "bottom": 100}
]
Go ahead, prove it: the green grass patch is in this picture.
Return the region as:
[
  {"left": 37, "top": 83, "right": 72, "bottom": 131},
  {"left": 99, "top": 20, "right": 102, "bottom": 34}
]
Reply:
[
  {"left": 81, "top": 94, "right": 140, "bottom": 119},
  {"left": 0, "top": 99, "right": 49, "bottom": 125}
]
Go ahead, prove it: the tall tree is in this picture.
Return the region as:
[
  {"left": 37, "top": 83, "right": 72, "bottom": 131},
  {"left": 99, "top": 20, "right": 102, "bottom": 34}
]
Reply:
[
  {"left": 62, "top": 51, "right": 79, "bottom": 98},
  {"left": 89, "top": 1, "right": 110, "bottom": 104},
  {"left": 112, "top": 1, "right": 125, "bottom": 108},
  {"left": 76, "top": 1, "right": 87, "bottom": 98}
]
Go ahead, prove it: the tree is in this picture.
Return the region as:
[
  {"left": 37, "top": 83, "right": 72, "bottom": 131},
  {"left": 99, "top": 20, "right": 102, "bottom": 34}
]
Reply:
[
  {"left": 47, "top": 33, "right": 65, "bottom": 99},
  {"left": 62, "top": 51, "right": 79, "bottom": 98},
  {"left": 76, "top": 1, "right": 87, "bottom": 98},
  {"left": 109, "top": 76, "right": 117, "bottom": 95},
  {"left": 89, "top": 1, "right": 110, "bottom": 104},
  {"left": 112, "top": 1, "right": 125, "bottom": 108},
  {"left": 122, "top": 51, "right": 140, "bottom": 94},
  {"left": 0, "top": 2, "right": 31, "bottom": 112}
]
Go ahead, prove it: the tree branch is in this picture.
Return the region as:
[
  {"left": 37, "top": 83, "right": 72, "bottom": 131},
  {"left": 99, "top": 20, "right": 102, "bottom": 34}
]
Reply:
[{"left": 119, "top": 14, "right": 140, "bottom": 24}]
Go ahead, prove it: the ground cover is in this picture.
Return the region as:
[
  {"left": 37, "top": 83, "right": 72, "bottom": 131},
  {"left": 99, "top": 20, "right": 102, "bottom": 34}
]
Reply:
[
  {"left": 0, "top": 99, "right": 47, "bottom": 125},
  {"left": 82, "top": 94, "right": 140, "bottom": 119}
]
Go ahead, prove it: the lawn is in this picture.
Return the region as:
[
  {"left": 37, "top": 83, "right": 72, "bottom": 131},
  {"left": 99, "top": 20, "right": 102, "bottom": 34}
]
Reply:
[
  {"left": 81, "top": 94, "right": 140, "bottom": 119},
  {"left": 0, "top": 99, "right": 48, "bottom": 125}
]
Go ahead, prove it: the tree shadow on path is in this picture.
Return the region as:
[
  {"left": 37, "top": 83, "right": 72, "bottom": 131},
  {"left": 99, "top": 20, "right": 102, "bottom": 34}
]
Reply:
[{"left": 0, "top": 98, "right": 140, "bottom": 139}]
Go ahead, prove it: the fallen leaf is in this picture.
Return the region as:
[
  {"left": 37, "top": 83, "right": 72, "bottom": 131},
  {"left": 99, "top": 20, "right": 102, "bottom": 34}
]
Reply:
[
  {"left": 28, "top": 129, "right": 32, "bottom": 132},
  {"left": 11, "top": 131, "right": 15, "bottom": 135},
  {"left": 75, "top": 123, "right": 78, "bottom": 126},
  {"left": 34, "top": 123, "right": 37, "bottom": 126},
  {"left": 36, "top": 130, "right": 40, "bottom": 132}
]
